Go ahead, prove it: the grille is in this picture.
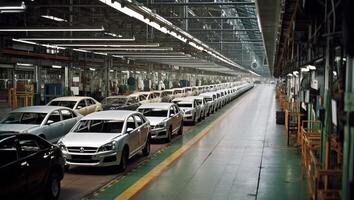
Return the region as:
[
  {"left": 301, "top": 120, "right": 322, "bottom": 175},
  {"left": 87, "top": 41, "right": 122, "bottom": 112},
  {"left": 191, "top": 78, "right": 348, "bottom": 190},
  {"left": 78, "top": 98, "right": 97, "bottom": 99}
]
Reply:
[
  {"left": 67, "top": 147, "right": 98, "bottom": 153},
  {"left": 67, "top": 155, "right": 99, "bottom": 163}
]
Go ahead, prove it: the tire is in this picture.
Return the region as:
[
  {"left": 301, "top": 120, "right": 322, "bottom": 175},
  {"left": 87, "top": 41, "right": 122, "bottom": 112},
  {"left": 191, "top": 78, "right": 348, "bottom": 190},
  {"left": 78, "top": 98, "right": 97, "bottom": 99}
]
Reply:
[
  {"left": 166, "top": 127, "right": 172, "bottom": 142},
  {"left": 119, "top": 148, "right": 129, "bottom": 171},
  {"left": 44, "top": 173, "right": 61, "bottom": 200},
  {"left": 178, "top": 122, "right": 183, "bottom": 135},
  {"left": 142, "top": 136, "right": 150, "bottom": 156}
]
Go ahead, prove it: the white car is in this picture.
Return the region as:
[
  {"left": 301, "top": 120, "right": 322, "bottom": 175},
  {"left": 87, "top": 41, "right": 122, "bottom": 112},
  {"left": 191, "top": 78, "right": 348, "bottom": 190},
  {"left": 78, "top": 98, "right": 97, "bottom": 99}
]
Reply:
[
  {"left": 172, "top": 98, "right": 202, "bottom": 124},
  {"left": 48, "top": 96, "right": 102, "bottom": 116},
  {"left": 185, "top": 96, "right": 210, "bottom": 119},
  {"left": 199, "top": 92, "right": 218, "bottom": 113},
  {"left": 137, "top": 103, "right": 183, "bottom": 142},
  {"left": 58, "top": 110, "right": 151, "bottom": 171},
  {"left": 130, "top": 91, "right": 161, "bottom": 103}
]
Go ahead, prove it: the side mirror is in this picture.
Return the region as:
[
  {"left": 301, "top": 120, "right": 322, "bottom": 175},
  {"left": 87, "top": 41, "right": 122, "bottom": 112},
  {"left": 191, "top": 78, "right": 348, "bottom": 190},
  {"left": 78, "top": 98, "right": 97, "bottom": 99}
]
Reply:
[
  {"left": 126, "top": 127, "right": 134, "bottom": 133},
  {"left": 46, "top": 120, "right": 54, "bottom": 125},
  {"left": 77, "top": 106, "right": 83, "bottom": 109},
  {"left": 170, "top": 114, "right": 175, "bottom": 117}
]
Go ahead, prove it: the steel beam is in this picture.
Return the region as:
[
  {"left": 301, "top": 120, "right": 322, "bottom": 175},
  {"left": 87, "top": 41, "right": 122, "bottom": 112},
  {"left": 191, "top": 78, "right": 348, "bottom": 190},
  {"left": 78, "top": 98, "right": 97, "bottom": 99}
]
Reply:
[
  {"left": 165, "top": 16, "right": 257, "bottom": 20},
  {"left": 187, "top": 29, "right": 259, "bottom": 31},
  {"left": 150, "top": 2, "right": 255, "bottom": 6}
]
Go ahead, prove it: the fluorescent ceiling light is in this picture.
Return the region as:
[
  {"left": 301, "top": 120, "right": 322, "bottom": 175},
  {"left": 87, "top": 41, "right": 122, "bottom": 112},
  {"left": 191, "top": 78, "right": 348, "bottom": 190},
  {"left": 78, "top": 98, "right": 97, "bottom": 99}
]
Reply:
[
  {"left": 80, "top": 47, "right": 173, "bottom": 51},
  {"left": 109, "top": 69, "right": 114, "bottom": 72},
  {"left": 52, "top": 65, "right": 62, "bottom": 69},
  {"left": 1, "top": 27, "right": 105, "bottom": 32},
  {"left": 17, "top": 37, "right": 135, "bottom": 41},
  {"left": 93, "top": 52, "right": 108, "bottom": 56},
  {"left": 12, "top": 39, "right": 66, "bottom": 49},
  {"left": 16, "top": 63, "right": 33, "bottom": 66},
  {"left": 72, "top": 48, "right": 90, "bottom": 53},
  {"left": 56, "top": 44, "right": 160, "bottom": 47},
  {"left": 104, "top": 32, "right": 123, "bottom": 38},
  {"left": 41, "top": 15, "right": 67, "bottom": 22},
  {"left": 89, "top": 68, "right": 96, "bottom": 71},
  {"left": 0, "top": 10, "right": 24, "bottom": 13},
  {"left": 287, "top": 73, "right": 293, "bottom": 77},
  {"left": 0, "top": 2, "right": 26, "bottom": 10}
]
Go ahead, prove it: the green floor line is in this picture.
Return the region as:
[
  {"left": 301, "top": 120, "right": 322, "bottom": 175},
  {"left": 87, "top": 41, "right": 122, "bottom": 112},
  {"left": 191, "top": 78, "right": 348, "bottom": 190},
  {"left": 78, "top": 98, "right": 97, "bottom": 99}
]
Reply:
[{"left": 86, "top": 92, "right": 252, "bottom": 200}]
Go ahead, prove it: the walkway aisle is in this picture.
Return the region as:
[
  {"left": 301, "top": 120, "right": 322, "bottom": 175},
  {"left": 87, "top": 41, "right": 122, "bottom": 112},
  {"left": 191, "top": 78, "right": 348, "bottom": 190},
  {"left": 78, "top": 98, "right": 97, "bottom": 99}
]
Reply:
[{"left": 134, "top": 85, "right": 307, "bottom": 200}]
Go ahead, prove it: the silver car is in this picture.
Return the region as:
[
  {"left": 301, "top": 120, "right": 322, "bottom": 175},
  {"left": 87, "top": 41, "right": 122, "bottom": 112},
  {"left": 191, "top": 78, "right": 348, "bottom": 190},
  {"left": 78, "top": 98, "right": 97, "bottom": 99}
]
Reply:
[
  {"left": 173, "top": 98, "right": 202, "bottom": 125},
  {"left": 58, "top": 110, "right": 150, "bottom": 171},
  {"left": 47, "top": 96, "right": 103, "bottom": 116},
  {"left": 0, "top": 106, "right": 82, "bottom": 143},
  {"left": 137, "top": 103, "right": 183, "bottom": 142}
]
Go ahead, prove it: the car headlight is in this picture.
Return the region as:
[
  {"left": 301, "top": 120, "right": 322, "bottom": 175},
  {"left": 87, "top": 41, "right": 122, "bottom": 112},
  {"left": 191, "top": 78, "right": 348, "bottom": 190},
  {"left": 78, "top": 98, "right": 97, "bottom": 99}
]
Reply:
[
  {"left": 57, "top": 141, "right": 68, "bottom": 152},
  {"left": 155, "top": 122, "right": 166, "bottom": 129},
  {"left": 98, "top": 141, "right": 116, "bottom": 152}
]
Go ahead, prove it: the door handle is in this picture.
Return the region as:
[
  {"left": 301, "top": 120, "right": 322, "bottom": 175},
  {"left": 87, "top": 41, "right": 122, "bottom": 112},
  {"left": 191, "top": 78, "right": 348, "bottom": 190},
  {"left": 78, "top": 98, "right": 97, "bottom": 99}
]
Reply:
[{"left": 21, "top": 161, "right": 29, "bottom": 167}]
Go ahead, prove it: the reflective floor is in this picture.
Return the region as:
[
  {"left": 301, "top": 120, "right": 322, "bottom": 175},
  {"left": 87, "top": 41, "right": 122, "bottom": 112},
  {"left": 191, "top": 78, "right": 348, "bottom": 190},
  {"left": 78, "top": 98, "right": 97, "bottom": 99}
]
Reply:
[{"left": 91, "top": 85, "right": 307, "bottom": 200}]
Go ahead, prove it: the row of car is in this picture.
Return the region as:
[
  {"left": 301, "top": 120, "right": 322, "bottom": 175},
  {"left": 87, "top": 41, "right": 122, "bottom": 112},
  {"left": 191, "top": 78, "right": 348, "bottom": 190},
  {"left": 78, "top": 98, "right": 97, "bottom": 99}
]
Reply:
[{"left": 0, "top": 82, "right": 253, "bottom": 199}]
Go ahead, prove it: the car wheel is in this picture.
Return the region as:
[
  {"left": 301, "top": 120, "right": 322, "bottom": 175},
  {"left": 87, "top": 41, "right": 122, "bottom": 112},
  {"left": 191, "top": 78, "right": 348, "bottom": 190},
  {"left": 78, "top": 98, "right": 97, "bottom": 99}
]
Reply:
[
  {"left": 142, "top": 136, "right": 150, "bottom": 156},
  {"left": 119, "top": 148, "right": 129, "bottom": 171},
  {"left": 166, "top": 127, "right": 172, "bottom": 142},
  {"left": 178, "top": 122, "right": 183, "bottom": 135},
  {"left": 45, "top": 172, "right": 61, "bottom": 200}
]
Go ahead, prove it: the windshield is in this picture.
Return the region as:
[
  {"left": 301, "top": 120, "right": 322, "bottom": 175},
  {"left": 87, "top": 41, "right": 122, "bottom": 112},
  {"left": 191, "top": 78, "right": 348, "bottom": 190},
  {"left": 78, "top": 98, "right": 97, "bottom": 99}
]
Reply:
[
  {"left": 177, "top": 103, "right": 193, "bottom": 108},
  {"left": 49, "top": 100, "right": 76, "bottom": 109},
  {"left": 73, "top": 120, "right": 124, "bottom": 133},
  {"left": 1, "top": 112, "right": 47, "bottom": 125},
  {"left": 138, "top": 108, "right": 168, "bottom": 117},
  {"left": 205, "top": 98, "right": 213, "bottom": 102},
  {"left": 102, "top": 97, "right": 127, "bottom": 105},
  {"left": 164, "top": 91, "right": 173, "bottom": 95}
]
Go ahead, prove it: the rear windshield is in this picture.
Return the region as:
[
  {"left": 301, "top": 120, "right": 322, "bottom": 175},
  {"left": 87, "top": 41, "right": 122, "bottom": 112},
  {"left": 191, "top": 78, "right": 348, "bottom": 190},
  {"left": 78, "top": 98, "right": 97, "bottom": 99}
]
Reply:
[
  {"left": 177, "top": 103, "right": 192, "bottom": 108},
  {"left": 73, "top": 120, "right": 124, "bottom": 133},
  {"left": 101, "top": 97, "right": 127, "bottom": 105},
  {"left": 49, "top": 100, "right": 76, "bottom": 109},
  {"left": 138, "top": 108, "right": 168, "bottom": 117},
  {"left": 1, "top": 112, "right": 47, "bottom": 125}
]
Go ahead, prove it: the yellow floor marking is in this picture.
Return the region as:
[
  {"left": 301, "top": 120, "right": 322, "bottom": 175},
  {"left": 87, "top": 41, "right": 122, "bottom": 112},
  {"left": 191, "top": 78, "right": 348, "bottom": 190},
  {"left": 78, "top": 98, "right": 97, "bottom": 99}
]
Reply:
[{"left": 115, "top": 92, "right": 251, "bottom": 200}]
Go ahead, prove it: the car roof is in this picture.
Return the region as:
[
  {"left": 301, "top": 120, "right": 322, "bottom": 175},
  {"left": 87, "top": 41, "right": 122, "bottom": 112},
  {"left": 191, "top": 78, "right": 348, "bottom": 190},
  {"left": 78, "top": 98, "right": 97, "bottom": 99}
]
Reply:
[
  {"left": 81, "top": 110, "right": 138, "bottom": 121},
  {"left": 105, "top": 95, "right": 128, "bottom": 99},
  {"left": 138, "top": 103, "right": 174, "bottom": 109},
  {"left": 50, "top": 96, "right": 93, "bottom": 101},
  {"left": 130, "top": 91, "right": 151, "bottom": 95},
  {"left": 177, "top": 101, "right": 193, "bottom": 104},
  {"left": 173, "top": 97, "right": 194, "bottom": 102},
  {"left": 11, "top": 106, "right": 68, "bottom": 113}
]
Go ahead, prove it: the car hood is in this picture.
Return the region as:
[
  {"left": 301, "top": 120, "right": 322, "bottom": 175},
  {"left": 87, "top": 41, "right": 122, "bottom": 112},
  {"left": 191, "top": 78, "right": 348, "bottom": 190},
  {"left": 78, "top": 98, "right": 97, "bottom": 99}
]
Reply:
[
  {"left": 61, "top": 133, "right": 122, "bottom": 147},
  {"left": 146, "top": 117, "right": 166, "bottom": 126},
  {"left": 0, "top": 124, "right": 39, "bottom": 133}
]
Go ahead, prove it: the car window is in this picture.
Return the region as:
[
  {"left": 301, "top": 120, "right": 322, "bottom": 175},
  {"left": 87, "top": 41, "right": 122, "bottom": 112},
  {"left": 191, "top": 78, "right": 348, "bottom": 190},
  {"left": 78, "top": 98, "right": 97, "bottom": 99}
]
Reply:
[
  {"left": 0, "top": 137, "right": 18, "bottom": 167},
  {"left": 48, "top": 100, "right": 76, "bottom": 109},
  {"left": 73, "top": 120, "right": 124, "bottom": 133},
  {"left": 173, "top": 106, "right": 179, "bottom": 114},
  {"left": 19, "top": 139, "right": 41, "bottom": 158},
  {"left": 1, "top": 112, "right": 46, "bottom": 125},
  {"left": 169, "top": 106, "right": 176, "bottom": 116},
  {"left": 47, "top": 111, "right": 61, "bottom": 124},
  {"left": 85, "top": 99, "right": 92, "bottom": 106},
  {"left": 128, "top": 97, "right": 138, "bottom": 104},
  {"left": 138, "top": 108, "right": 168, "bottom": 117},
  {"left": 139, "top": 95, "right": 146, "bottom": 101},
  {"left": 134, "top": 115, "right": 145, "bottom": 126},
  {"left": 77, "top": 100, "right": 86, "bottom": 109},
  {"left": 126, "top": 116, "right": 136, "bottom": 132},
  {"left": 61, "top": 109, "right": 74, "bottom": 120}
]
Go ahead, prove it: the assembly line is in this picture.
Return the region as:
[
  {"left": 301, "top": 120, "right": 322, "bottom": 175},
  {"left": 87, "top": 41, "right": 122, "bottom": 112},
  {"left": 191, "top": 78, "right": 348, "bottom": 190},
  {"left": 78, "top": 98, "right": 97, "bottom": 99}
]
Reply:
[{"left": 0, "top": 81, "right": 254, "bottom": 199}]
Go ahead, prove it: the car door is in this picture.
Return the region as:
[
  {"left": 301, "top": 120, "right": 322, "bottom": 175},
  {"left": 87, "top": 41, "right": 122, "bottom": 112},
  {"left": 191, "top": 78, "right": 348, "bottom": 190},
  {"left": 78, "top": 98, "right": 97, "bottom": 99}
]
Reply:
[
  {"left": 60, "top": 109, "right": 77, "bottom": 134},
  {"left": 18, "top": 136, "right": 50, "bottom": 194},
  {"left": 84, "top": 99, "right": 93, "bottom": 114},
  {"left": 194, "top": 100, "right": 201, "bottom": 119},
  {"left": 0, "top": 137, "right": 26, "bottom": 197},
  {"left": 76, "top": 100, "right": 88, "bottom": 115},
  {"left": 174, "top": 105, "right": 183, "bottom": 127},
  {"left": 133, "top": 114, "right": 148, "bottom": 148},
  {"left": 169, "top": 105, "right": 179, "bottom": 132},
  {"left": 43, "top": 110, "right": 64, "bottom": 142},
  {"left": 125, "top": 116, "right": 139, "bottom": 156}
]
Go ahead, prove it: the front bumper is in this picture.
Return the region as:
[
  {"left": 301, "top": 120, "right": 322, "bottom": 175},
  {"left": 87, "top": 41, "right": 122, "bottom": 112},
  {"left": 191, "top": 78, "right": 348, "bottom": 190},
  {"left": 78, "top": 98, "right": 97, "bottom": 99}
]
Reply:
[{"left": 62, "top": 150, "right": 120, "bottom": 167}]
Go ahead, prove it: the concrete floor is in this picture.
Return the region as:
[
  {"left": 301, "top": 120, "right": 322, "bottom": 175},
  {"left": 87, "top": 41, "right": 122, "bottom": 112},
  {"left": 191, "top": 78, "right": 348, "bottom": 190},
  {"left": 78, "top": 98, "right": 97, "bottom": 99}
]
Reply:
[{"left": 91, "top": 85, "right": 307, "bottom": 200}]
